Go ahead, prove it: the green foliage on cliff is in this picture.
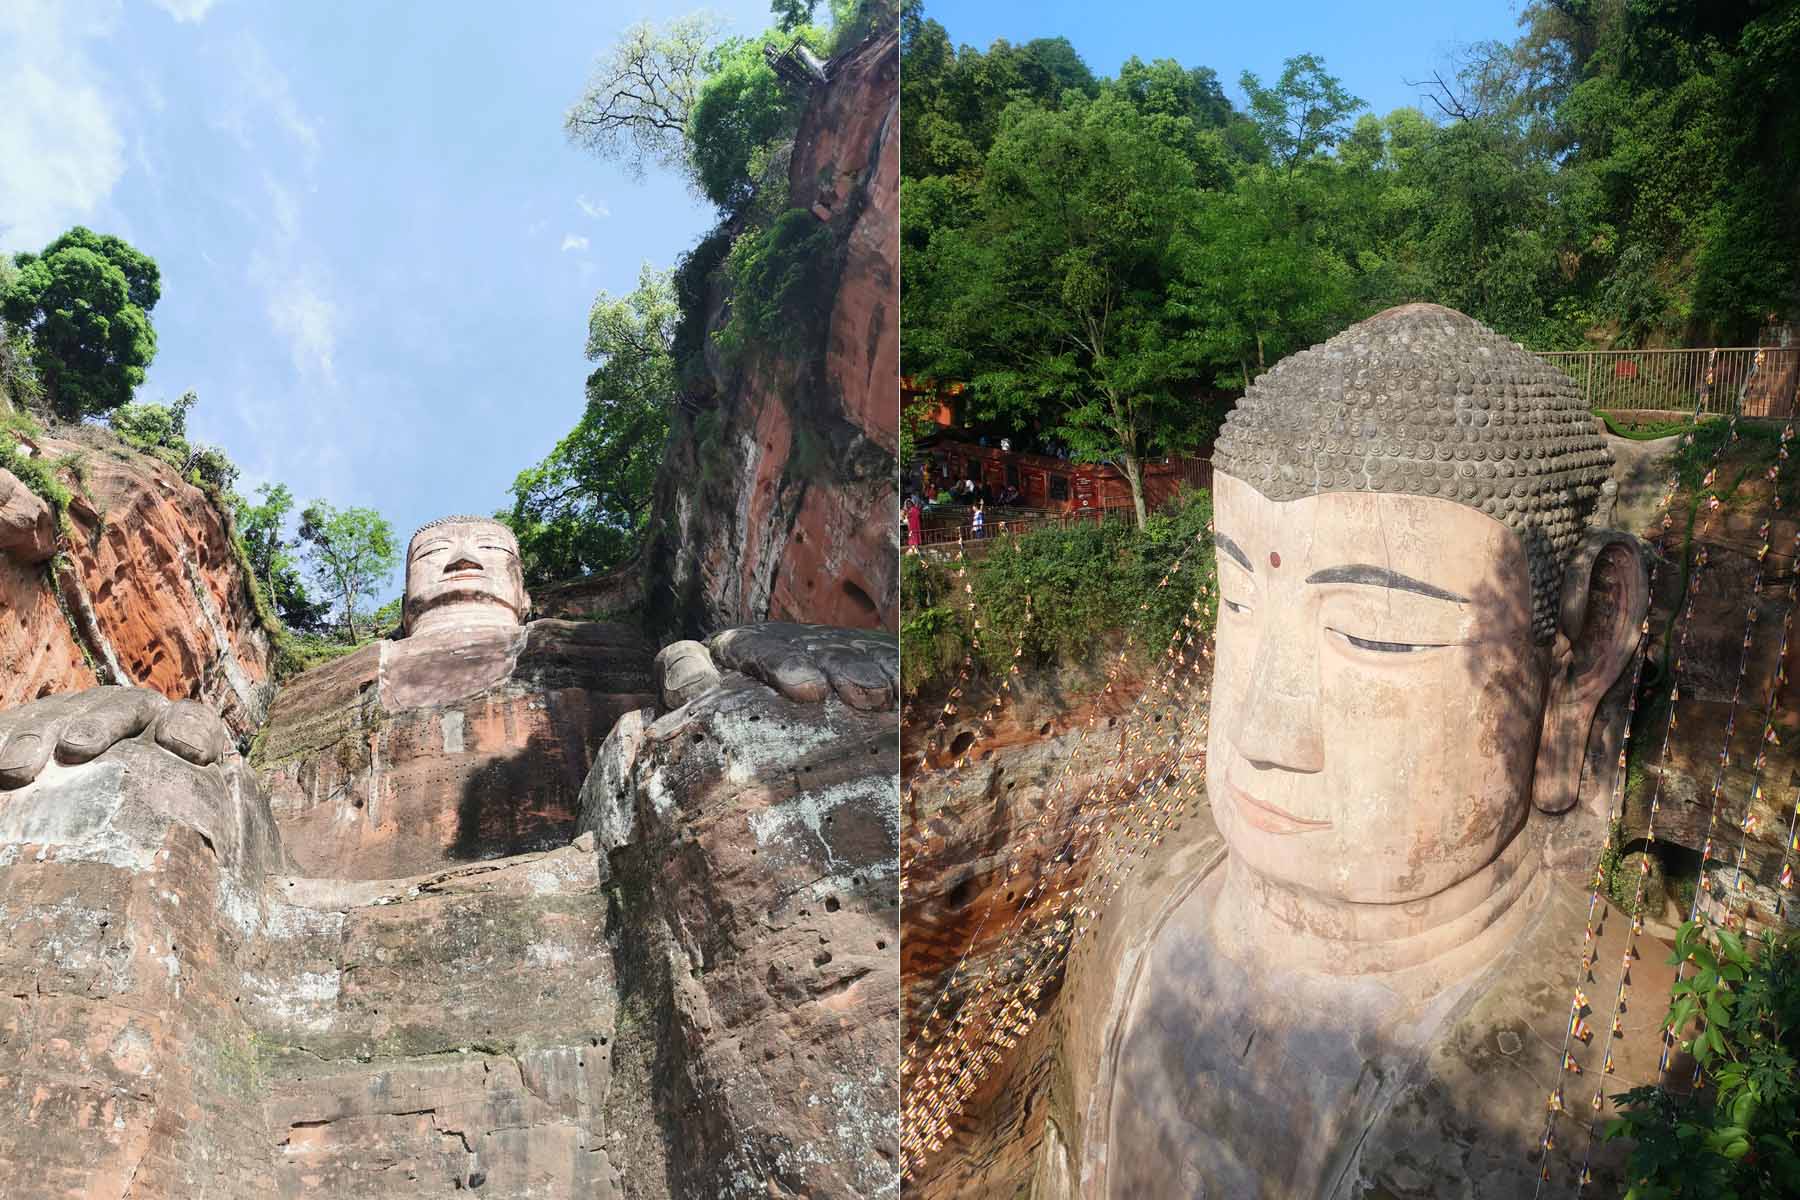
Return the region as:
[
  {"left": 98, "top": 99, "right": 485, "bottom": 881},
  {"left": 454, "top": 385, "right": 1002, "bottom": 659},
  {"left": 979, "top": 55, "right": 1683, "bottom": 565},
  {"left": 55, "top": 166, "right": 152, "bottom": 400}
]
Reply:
[
  {"left": 686, "top": 27, "right": 820, "bottom": 212},
  {"left": 0, "top": 227, "right": 160, "bottom": 420},
  {"left": 1607, "top": 922, "right": 1800, "bottom": 1197},
  {"left": 715, "top": 208, "right": 838, "bottom": 360},
  {"left": 900, "top": 489, "right": 1216, "bottom": 695},
  {"left": 108, "top": 391, "right": 240, "bottom": 495},
  {"left": 0, "top": 409, "right": 72, "bottom": 532}
]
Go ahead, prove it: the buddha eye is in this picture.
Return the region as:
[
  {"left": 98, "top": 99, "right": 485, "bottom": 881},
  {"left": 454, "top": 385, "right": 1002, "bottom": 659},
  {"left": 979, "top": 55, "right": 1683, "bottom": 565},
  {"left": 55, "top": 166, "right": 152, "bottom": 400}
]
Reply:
[
  {"left": 1221, "top": 597, "right": 1251, "bottom": 616},
  {"left": 416, "top": 542, "right": 449, "bottom": 558},
  {"left": 1330, "top": 629, "right": 1443, "bottom": 654}
]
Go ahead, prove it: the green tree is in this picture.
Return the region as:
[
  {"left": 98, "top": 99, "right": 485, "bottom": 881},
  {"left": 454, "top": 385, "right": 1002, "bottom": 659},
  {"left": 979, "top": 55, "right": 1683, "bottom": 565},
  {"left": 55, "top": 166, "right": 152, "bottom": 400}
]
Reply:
[
  {"left": 507, "top": 264, "right": 676, "bottom": 586},
  {"left": 1, "top": 227, "right": 160, "bottom": 420},
  {"left": 1239, "top": 53, "right": 1364, "bottom": 173},
  {"left": 1175, "top": 171, "right": 1355, "bottom": 388},
  {"left": 235, "top": 482, "right": 329, "bottom": 632},
  {"left": 297, "top": 502, "right": 399, "bottom": 642},
  {"left": 685, "top": 27, "right": 819, "bottom": 212},
  {"left": 926, "top": 95, "right": 1209, "bottom": 527}
]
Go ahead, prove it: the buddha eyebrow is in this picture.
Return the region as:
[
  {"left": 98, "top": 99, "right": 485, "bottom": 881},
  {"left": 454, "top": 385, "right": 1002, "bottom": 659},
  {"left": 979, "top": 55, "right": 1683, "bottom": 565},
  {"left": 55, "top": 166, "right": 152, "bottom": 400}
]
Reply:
[
  {"left": 1214, "top": 533, "right": 1252, "bottom": 572},
  {"left": 1305, "top": 564, "right": 1468, "bottom": 604}
]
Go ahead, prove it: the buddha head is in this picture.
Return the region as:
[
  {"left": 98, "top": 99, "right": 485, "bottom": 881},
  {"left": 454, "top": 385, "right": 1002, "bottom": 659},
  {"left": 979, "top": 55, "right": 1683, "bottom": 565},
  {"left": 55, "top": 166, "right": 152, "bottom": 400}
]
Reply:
[
  {"left": 402, "top": 516, "right": 530, "bottom": 638},
  {"left": 1205, "top": 304, "right": 1646, "bottom": 909}
]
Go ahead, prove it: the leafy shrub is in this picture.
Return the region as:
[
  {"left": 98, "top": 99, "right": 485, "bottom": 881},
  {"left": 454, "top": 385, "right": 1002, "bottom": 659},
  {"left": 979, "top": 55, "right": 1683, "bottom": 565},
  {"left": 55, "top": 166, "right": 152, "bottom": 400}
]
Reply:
[
  {"left": 900, "top": 490, "right": 1217, "bottom": 696},
  {"left": 1607, "top": 922, "right": 1800, "bottom": 1197},
  {"left": 0, "top": 410, "right": 72, "bottom": 531},
  {"left": 110, "top": 392, "right": 240, "bottom": 493},
  {"left": 671, "top": 223, "right": 734, "bottom": 389},
  {"left": 685, "top": 29, "right": 817, "bottom": 212},
  {"left": 716, "top": 208, "right": 837, "bottom": 361}
]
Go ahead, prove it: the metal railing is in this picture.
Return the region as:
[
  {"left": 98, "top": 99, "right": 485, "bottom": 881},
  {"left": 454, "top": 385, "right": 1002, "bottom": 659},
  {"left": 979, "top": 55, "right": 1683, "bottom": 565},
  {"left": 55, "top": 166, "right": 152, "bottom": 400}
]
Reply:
[
  {"left": 911, "top": 504, "right": 1139, "bottom": 557},
  {"left": 1535, "top": 347, "right": 1799, "bottom": 419}
]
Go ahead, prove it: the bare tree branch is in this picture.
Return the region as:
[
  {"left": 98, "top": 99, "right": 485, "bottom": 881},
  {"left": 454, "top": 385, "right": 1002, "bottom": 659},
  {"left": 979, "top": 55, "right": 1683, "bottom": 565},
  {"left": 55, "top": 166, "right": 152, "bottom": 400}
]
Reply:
[{"left": 564, "top": 13, "right": 724, "bottom": 183}]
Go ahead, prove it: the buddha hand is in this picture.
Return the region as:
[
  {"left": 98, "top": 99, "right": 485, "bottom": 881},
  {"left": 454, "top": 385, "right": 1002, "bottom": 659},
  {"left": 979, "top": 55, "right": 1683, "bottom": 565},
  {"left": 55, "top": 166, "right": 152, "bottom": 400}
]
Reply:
[{"left": 0, "top": 686, "right": 229, "bottom": 788}]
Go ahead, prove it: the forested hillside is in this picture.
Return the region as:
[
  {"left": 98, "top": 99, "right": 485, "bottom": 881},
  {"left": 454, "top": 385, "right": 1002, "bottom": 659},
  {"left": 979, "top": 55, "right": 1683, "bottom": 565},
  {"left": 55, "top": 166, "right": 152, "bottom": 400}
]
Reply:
[{"left": 900, "top": 0, "right": 1800, "bottom": 510}]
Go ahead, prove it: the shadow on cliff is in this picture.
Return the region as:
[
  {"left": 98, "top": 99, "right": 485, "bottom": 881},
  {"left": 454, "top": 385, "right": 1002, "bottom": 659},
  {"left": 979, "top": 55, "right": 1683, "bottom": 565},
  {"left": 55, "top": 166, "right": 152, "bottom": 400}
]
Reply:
[{"left": 449, "top": 697, "right": 596, "bottom": 862}]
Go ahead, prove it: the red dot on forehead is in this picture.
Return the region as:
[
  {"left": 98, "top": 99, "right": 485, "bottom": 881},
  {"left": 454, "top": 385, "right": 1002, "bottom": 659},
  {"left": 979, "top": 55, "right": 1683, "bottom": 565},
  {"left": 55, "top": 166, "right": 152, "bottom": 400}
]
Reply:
[{"left": 1269, "top": 550, "right": 1282, "bottom": 569}]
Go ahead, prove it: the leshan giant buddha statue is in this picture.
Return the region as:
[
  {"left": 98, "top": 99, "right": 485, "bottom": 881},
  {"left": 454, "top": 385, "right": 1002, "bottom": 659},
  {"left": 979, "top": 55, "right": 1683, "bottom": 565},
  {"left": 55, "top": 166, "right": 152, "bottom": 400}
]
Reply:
[{"left": 929, "top": 304, "right": 1658, "bottom": 1199}]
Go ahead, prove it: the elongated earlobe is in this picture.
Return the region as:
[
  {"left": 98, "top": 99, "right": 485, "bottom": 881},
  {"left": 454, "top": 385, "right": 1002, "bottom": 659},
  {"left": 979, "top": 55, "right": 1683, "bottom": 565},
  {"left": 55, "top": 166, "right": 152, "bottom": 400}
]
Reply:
[{"left": 1531, "top": 532, "right": 1650, "bottom": 815}]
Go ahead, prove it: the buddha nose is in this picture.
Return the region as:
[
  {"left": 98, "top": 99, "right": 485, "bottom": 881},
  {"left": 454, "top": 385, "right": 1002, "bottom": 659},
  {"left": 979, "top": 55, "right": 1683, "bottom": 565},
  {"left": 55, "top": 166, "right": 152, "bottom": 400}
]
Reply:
[
  {"left": 443, "top": 556, "right": 482, "bottom": 575},
  {"left": 1229, "top": 611, "right": 1325, "bottom": 774}
]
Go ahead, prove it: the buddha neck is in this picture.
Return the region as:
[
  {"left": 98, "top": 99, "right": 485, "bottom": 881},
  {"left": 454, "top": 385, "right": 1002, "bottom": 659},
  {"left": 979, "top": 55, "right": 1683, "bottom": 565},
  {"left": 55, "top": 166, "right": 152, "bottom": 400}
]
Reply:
[
  {"left": 1208, "top": 819, "right": 1547, "bottom": 997},
  {"left": 406, "top": 603, "right": 523, "bottom": 641}
]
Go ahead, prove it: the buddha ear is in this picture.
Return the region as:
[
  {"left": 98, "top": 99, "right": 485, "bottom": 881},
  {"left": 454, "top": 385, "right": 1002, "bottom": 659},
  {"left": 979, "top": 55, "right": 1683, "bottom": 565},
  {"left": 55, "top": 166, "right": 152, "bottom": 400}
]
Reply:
[{"left": 1531, "top": 531, "right": 1651, "bottom": 815}]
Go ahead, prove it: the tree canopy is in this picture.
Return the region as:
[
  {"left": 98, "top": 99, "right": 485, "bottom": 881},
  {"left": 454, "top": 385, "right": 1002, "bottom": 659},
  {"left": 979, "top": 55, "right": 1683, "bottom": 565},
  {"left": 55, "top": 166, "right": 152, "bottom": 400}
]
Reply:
[
  {"left": 902, "top": 2, "right": 1800, "bottom": 519},
  {"left": 506, "top": 265, "right": 677, "bottom": 587},
  {"left": 298, "top": 502, "right": 400, "bottom": 642},
  {"left": 1, "top": 227, "right": 160, "bottom": 420}
]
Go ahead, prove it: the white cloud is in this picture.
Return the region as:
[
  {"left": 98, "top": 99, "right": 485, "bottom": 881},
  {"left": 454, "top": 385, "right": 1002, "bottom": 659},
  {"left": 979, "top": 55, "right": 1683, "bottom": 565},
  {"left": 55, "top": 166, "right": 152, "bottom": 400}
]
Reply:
[
  {"left": 265, "top": 278, "right": 339, "bottom": 382},
  {"left": 247, "top": 171, "right": 338, "bottom": 384},
  {"left": 150, "top": 0, "right": 221, "bottom": 23},
  {"left": 263, "top": 172, "right": 300, "bottom": 241},
  {"left": 560, "top": 233, "right": 590, "bottom": 253},
  {"left": 210, "top": 34, "right": 321, "bottom": 173},
  {"left": 577, "top": 194, "right": 610, "bottom": 220},
  {"left": 0, "top": 1, "right": 127, "bottom": 250}
]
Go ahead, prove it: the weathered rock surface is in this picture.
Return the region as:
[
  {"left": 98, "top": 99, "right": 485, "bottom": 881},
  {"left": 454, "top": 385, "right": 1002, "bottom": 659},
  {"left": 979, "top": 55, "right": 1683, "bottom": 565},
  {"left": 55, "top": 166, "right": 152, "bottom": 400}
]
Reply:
[
  {"left": 0, "top": 622, "right": 898, "bottom": 1199},
  {"left": 595, "top": 623, "right": 901, "bottom": 1197},
  {"left": 1606, "top": 441, "right": 1800, "bottom": 938},
  {"left": 0, "top": 426, "right": 273, "bottom": 736},
  {"left": 255, "top": 619, "right": 657, "bottom": 880},
  {"left": 0, "top": 467, "right": 54, "bottom": 562},
  {"left": 643, "top": 28, "right": 898, "bottom": 638}
]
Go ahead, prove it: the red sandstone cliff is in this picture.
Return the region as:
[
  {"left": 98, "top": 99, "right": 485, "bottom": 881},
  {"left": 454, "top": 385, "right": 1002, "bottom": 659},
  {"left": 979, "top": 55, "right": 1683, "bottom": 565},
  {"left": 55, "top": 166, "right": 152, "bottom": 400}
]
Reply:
[
  {"left": 644, "top": 27, "right": 899, "bottom": 638},
  {"left": 0, "top": 424, "right": 273, "bottom": 735}
]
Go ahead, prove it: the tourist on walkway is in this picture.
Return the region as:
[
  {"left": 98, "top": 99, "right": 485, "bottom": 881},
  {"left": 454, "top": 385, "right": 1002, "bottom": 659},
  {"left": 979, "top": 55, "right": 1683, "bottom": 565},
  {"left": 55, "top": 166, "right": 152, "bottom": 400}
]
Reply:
[
  {"left": 971, "top": 502, "right": 986, "bottom": 540},
  {"left": 905, "top": 498, "right": 922, "bottom": 550}
]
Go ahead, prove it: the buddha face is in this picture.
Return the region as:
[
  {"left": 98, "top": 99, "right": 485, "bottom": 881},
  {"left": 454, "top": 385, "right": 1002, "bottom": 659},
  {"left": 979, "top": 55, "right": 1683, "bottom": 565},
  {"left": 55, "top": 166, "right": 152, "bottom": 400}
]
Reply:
[
  {"left": 1206, "top": 472, "right": 1552, "bottom": 905},
  {"left": 402, "top": 519, "right": 529, "bottom": 636}
]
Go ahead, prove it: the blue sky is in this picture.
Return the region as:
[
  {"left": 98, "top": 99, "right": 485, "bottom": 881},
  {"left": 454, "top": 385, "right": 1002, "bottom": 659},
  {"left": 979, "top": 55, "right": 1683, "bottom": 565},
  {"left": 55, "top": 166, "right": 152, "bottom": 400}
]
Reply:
[
  {"left": 0, "top": 0, "right": 771, "bottom": 601},
  {"left": 920, "top": 0, "right": 1530, "bottom": 126}
]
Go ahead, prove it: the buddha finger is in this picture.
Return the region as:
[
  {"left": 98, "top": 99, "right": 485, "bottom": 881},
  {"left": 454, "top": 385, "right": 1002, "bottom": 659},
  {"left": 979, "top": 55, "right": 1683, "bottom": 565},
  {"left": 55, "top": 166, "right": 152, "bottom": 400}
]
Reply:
[
  {"left": 817, "top": 647, "right": 895, "bottom": 711},
  {"left": 0, "top": 728, "right": 55, "bottom": 789},
  {"left": 56, "top": 687, "right": 167, "bottom": 764},
  {"left": 152, "top": 699, "right": 228, "bottom": 766}
]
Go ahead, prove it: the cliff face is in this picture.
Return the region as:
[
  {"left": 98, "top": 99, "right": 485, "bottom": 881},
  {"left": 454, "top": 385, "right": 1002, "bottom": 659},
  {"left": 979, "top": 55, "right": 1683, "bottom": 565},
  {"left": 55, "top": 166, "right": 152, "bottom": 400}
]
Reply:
[
  {"left": 644, "top": 27, "right": 899, "bottom": 639},
  {"left": 0, "top": 622, "right": 898, "bottom": 1199},
  {"left": 0, "top": 425, "right": 273, "bottom": 736}
]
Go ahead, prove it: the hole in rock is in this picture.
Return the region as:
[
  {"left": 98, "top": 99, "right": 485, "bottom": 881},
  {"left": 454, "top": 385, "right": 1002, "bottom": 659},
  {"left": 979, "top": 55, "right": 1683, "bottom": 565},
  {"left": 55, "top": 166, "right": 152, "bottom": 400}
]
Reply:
[
  {"left": 813, "top": 950, "right": 833, "bottom": 967},
  {"left": 840, "top": 579, "right": 881, "bottom": 620},
  {"left": 825, "top": 896, "right": 840, "bottom": 912},
  {"left": 949, "top": 731, "right": 975, "bottom": 757},
  {"left": 876, "top": 939, "right": 887, "bottom": 950}
]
